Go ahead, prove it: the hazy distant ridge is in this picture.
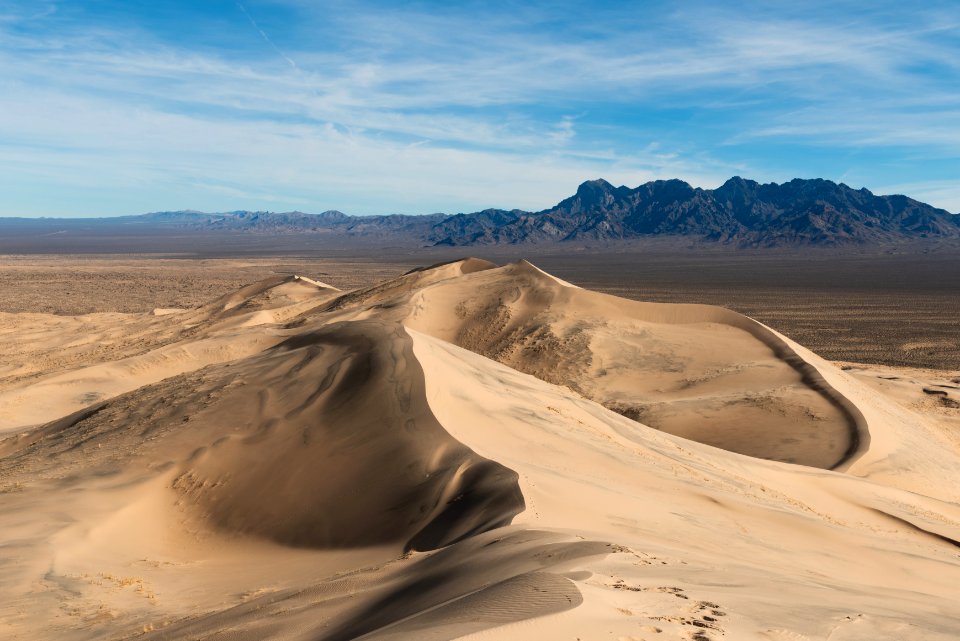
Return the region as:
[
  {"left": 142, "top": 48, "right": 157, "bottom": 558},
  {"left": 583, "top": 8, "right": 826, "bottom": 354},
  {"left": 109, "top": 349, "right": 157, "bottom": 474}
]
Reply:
[{"left": 17, "top": 177, "right": 960, "bottom": 247}]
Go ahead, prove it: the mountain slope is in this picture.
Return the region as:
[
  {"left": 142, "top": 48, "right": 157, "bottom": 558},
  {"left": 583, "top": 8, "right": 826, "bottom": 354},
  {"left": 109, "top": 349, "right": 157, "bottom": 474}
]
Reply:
[
  {"left": 137, "top": 178, "right": 960, "bottom": 246},
  {"left": 1, "top": 178, "right": 956, "bottom": 248},
  {"left": 428, "top": 177, "right": 960, "bottom": 245}
]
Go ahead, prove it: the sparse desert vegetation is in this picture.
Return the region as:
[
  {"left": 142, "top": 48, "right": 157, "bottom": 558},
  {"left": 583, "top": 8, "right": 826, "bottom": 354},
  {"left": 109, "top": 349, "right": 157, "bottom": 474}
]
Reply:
[{"left": 3, "top": 249, "right": 955, "bottom": 370}]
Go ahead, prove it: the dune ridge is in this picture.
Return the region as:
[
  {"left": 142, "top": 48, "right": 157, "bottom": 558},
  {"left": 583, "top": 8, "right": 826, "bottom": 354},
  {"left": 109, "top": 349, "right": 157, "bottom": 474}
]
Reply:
[{"left": 1, "top": 259, "right": 958, "bottom": 640}]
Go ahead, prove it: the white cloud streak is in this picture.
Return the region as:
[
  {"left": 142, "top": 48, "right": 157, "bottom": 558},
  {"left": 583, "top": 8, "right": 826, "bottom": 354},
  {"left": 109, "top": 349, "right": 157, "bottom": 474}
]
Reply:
[
  {"left": 0, "top": 1, "right": 956, "bottom": 214},
  {"left": 235, "top": 1, "right": 297, "bottom": 69}
]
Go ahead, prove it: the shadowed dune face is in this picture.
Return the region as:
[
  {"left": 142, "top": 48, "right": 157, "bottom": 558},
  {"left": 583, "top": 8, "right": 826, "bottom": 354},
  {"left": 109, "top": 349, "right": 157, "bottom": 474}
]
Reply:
[
  {"left": 130, "top": 528, "right": 608, "bottom": 641},
  {"left": 173, "top": 319, "right": 524, "bottom": 551},
  {"left": 3, "top": 257, "right": 960, "bottom": 641},
  {"left": 0, "top": 317, "right": 524, "bottom": 554},
  {"left": 315, "top": 529, "right": 609, "bottom": 641}
]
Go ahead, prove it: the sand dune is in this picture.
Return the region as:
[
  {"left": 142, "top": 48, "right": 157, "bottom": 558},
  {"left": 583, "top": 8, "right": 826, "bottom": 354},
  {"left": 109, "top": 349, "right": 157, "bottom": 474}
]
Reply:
[
  {"left": 1, "top": 259, "right": 958, "bottom": 640},
  {"left": 400, "top": 259, "right": 862, "bottom": 469},
  {"left": 0, "top": 275, "right": 340, "bottom": 431}
]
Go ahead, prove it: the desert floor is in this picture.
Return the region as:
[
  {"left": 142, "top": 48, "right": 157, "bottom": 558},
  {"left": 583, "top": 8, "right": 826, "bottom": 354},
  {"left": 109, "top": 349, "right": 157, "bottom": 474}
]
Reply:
[
  {"left": 1, "top": 254, "right": 958, "bottom": 640},
  {"left": 2, "top": 250, "right": 957, "bottom": 369}
]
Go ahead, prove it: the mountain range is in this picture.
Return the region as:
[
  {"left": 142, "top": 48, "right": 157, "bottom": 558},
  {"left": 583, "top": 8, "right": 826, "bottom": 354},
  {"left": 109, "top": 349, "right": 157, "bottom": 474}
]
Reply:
[
  {"left": 7, "top": 177, "right": 959, "bottom": 247},
  {"left": 428, "top": 177, "right": 959, "bottom": 246}
]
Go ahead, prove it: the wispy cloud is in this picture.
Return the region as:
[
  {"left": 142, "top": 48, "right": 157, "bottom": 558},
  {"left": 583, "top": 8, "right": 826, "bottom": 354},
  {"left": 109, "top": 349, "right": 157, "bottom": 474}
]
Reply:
[
  {"left": 0, "top": 1, "right": 956, "bottom": 215},
  {"left": 0, "top": 2, "right": 55, "bottom": 23}
]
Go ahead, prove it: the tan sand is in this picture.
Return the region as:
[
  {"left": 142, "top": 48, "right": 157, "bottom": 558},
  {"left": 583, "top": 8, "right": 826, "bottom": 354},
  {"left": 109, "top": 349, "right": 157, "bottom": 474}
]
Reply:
[{"left": 1, "top": 259, "right": 958, "bottom": 640}]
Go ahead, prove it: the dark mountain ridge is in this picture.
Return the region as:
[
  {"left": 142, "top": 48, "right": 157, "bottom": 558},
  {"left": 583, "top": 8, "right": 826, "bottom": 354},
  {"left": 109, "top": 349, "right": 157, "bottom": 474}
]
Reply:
[
  {"left": 427, "top": 177, "right": 958, "bottom": 246},
  {"left": 4, "top": 177, "right": 957, "bottom": 247}
]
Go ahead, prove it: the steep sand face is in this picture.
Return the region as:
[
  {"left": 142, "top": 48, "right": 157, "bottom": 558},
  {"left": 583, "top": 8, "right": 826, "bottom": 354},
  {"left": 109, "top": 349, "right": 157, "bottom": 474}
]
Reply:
[
  {"left": 171, "top": 320, "right": 523, "bottom": 552},
  {"left": 0, "top": 321, "right": 546, "bottom": 640},
  {"left": 1, "top": 258, "right": 959, "bottom": 641},
  {"left": 410, "top": 329, "right": 960, "bottom": 641}
]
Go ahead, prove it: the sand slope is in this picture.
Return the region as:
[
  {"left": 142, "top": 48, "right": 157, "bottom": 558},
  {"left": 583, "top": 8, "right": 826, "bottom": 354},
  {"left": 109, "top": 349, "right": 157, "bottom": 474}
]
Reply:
[{"left": 1, "top": 259, "right": 958, "bottom": 640}]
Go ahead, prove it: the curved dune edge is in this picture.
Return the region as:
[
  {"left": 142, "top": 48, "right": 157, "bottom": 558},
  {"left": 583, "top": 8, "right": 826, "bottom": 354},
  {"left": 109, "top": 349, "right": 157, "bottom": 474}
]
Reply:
[
  {"left": 762, "top": 325, "right": 960, "bottom": 501},
  {"left": 408, "top": 327, "right": 960, "bottom": 640},
  {"left": 402, "top": 259, "right": 861, "bottom": 470},
  {"left": 0, "top": 258, "right": 874, "bottom": 474},
  {"left": 1, "top": 320, "right": 526, "bottom": 554},
  {"left": 703, "top": 310, "right": 870, "bottom": 470},
  {"left": 400, "top": 258, "right": 960, "bottom": 499},
  {"left": 0, "top": 316, "right": 599, "bottom": 640},
  {"left": 2, "top": 258, "right": 960, "bottom": 640}
]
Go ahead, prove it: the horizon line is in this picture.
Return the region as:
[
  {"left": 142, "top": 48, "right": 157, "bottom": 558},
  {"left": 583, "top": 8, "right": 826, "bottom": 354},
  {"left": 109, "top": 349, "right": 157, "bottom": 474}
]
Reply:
[{"left": 2, "top": 175, "right": 954, "bottom": 219}]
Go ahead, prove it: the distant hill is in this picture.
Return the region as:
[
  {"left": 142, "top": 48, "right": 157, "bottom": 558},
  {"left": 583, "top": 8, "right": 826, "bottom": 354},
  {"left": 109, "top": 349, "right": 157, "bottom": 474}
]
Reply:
[
  {"left": 4, "top": 177, "right": 957, "bottom": 248},
  {"left": 134, "top": 209, "right": 448, "bottom": 236}
]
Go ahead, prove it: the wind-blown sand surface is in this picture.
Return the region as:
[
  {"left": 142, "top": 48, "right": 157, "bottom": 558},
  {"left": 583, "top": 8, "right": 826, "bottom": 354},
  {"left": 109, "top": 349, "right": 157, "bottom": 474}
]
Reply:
[{"left": 1, "top": 259, "right": 958, "bottom": 640}]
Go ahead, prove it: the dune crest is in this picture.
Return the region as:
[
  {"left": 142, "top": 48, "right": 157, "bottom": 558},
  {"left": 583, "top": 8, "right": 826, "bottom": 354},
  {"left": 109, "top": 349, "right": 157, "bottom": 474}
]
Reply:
[{"left": 1, "top": 259, "right": 959, "bottom": 640}]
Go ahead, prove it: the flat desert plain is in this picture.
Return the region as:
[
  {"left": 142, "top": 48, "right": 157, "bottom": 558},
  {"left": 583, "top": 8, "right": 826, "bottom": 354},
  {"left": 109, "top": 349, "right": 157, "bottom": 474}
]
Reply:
[{"left": 1, "top": 255, "right": 959, "bottom": 640}]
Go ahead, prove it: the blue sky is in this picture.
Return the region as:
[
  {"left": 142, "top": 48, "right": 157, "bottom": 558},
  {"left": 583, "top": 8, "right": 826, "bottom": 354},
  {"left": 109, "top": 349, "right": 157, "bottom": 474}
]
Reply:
[{"left": 0, "top": 0, "right": 958, "bottom": 216}]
